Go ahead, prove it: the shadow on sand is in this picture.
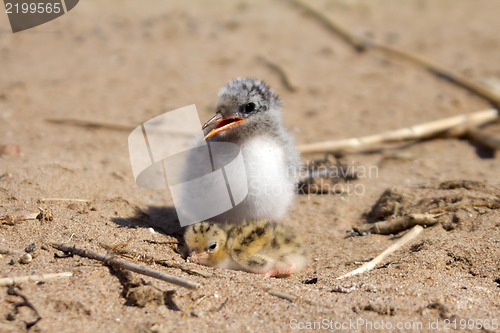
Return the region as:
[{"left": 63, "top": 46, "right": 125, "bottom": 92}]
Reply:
[{"left": 111, "top": 205, "right": 185, "bottom": 243}]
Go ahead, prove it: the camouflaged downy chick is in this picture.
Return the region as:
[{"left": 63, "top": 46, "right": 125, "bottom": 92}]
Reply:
[{"left": 184, "top": 220, "right": 308, "bottom": 277}]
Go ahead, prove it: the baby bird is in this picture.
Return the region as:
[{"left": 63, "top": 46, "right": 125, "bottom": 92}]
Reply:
[
  {"left": 202, "top": 77, "right": 301, "bottom": 223},
  {"left": 184, "top": 221, "right": 308, "bottom": 277}
]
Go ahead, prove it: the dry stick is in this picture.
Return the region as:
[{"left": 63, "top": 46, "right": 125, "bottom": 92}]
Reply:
[
  {"left": 0, "top": 208, "right": 53, "bottom": 225},
  {"left": 45, "top": 118, "right": 133, "bottom": 131},
  {"left": 99, "top": 242, "right": 213, "bottom": 278},
  {"left": 354, "top": 213, "right": 443, "bottom": 235},
  {"left": 267, "top": 289, "right": 297, "bottom": 302},
  {"left": 46, "top": 118, "right": 195, "bottom": 137},
  {"left": 0, "top": 213, "right": 38, "bottom": 225},
  {"left": 298, "top": 108, "right": 498, "bottom": 154},
  {"left": 373, "top": 42, "right": 500, "bottom": 107},
  {"left": 288, "top": 0, "right": 500, "bottom": 107},
  {"left": 51, "top": 243, "right": 200, "bottom": 290},
  {"left": 336, "top": 225, "right": 424, "bottom": 280},
  {"left": 182, "top": 295, "right": 208, "bottom": 318},
  {"left": 39, "top": 198, "right": 90, "bottom": 203},
  {"left": 466, "top": 129, "right": 500, "bottom": 150},
  {"left": 0, "top": 272, "right": 73, "bottom": 287},
  {"left": 8, "top": 286, "right": 42, "bottom": 329},
  {"left": 288, "top": 0, "right": 366, "bottom": 51},
  {"left": 256, "top": 55, "right": 298, "bottom": 92},
  {"left": 211, "top": 297, "right": 229, "bottom": 313}
]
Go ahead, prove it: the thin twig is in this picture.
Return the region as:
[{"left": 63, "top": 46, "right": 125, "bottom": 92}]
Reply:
[
  {"left": 47, "top": 118, "right": 195, "bottom": 137},
  {"left": 267, "top": 289, "right": 298, "bottom": 302},
  {"left": 211, "top": 297, "right": 229, "bottom": 312},
  {"left": 38, "top": 198, "right": 90, "bottom": 203},
  {"left": 336, "top": 225, "right": 424, "bottom": 280},
  {"left": 0, "top": 272, "right": 73, "bottom": 287},
  {"left": 256, "top": 55, "right": 298, "bottom": 92},
  {"left": 353, "top": 213, "right": 444, "bottom": 235},
  {"left": 99, "top": 242, "right": 213, "bottom": 278},
  {"left": 0, "top": 208, "right": 53, "bottom": 225},
  {"left": 465, "top": 128, "right": 500, "bottom": 150},
  {"left": 287, "top": 0, "right": 366, "bottom": 51},
  {"left": 298, "top": 108, "right": 498, "bottom": 154},
  {"left": 7, "top": 286, "right": 42, "bottom": 329},
  {"left": 51, "top": 242, "right": 200, "bottom": 290},
  {"left": 0, "top": 213, "right": 37, "bottom": 225},
  {"left": 266, "top": 289, "right": 320, "bottom": 306},
  {"left": 374, "top": 42, "right": 500, "bottom": 107},
  {"left": 287, "top": 0, "right": 500, "bottom": 107},
  {"left": 45, "top": 118, "right": 133, "bottom": 131},
  {"left": 182, "top": 295, "right": 208, "bottom": 318}
]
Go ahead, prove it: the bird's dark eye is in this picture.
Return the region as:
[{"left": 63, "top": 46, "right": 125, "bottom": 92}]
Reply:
[
  {"left": 241, "top": 102, "right": 256, "bottom": 113},
  {"left": 207, "top": 241, "right": 217, "bottom": 252}
]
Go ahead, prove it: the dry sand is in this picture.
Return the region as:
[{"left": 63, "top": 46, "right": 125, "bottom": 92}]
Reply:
[{"left": 0, "top": 1, "right": 499, "bottom": 332}]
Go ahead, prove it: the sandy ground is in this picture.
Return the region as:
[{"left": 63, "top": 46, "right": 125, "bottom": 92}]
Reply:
[{"left": 1, "top": 1, "right": 499, "bottom": 332}]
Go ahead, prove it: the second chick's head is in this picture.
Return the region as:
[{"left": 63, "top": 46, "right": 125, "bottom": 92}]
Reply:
[{"left": 184, "top": 222, "right": 228, "bottom": 267}]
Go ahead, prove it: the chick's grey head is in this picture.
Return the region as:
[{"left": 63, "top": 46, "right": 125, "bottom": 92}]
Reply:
[{"left": 203, "top": 78, "right": 283, "bottom": 142}]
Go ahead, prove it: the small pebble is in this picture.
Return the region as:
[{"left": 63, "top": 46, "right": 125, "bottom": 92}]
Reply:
[
  {"left": 25, "top": 243, "right": 36, "bottom": 253},
  {"left": 19, "top": 253, "right": 32, "bottom": 264},
  {"left": 190, "top": 310, "right": 202, "bottom": 317}
]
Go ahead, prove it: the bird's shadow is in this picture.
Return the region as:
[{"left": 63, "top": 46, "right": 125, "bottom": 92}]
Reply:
[{"left": 110, "top": 205, "right": 185, "bottom": 244}]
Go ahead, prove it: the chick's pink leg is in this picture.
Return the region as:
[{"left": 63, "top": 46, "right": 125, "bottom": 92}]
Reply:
[{"left": 263, "top": 262, "right": 297, "bottom": 278}]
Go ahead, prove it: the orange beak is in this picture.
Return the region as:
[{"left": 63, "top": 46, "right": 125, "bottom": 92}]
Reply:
[
  {"left": 202, "top": 113, "right": 244, "bottom": 140},
  {"left": 187, "top": 251, "right": 208, "bottom": 264}
]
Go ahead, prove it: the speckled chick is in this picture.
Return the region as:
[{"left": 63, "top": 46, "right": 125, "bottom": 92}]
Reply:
[{"left": 184, "top": 221, "right": 307, "bottom": 277}]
